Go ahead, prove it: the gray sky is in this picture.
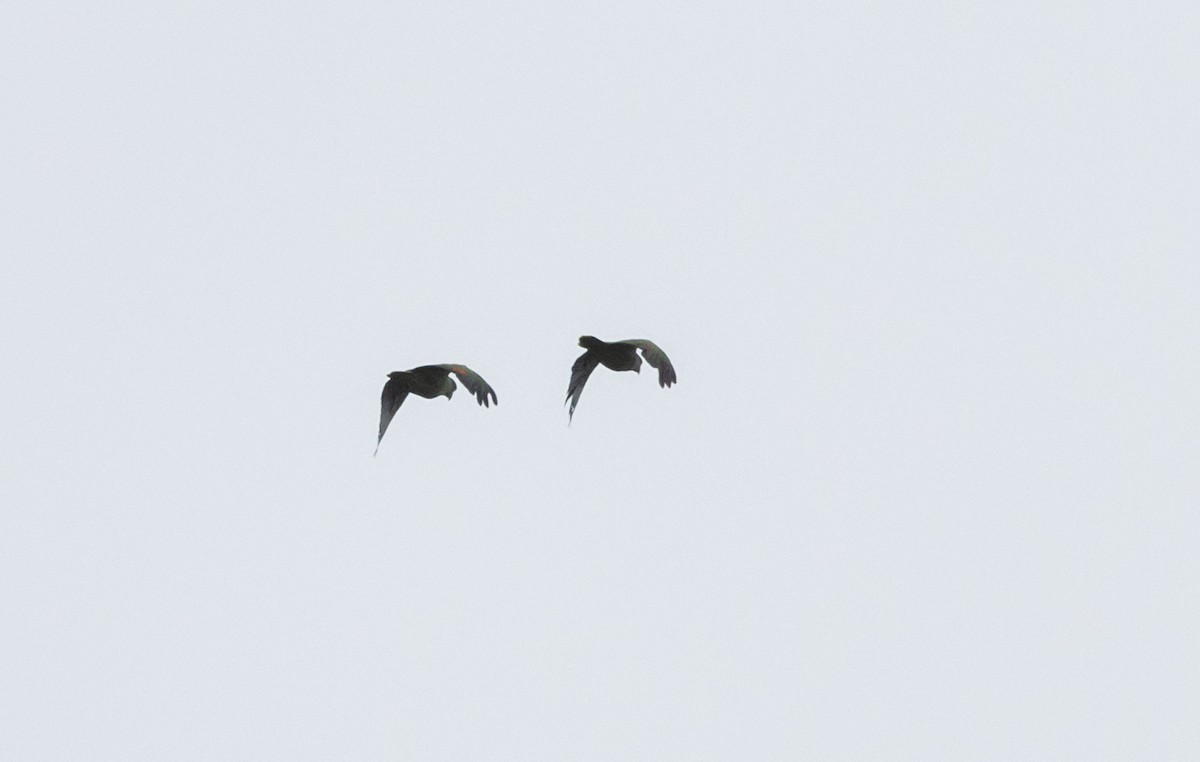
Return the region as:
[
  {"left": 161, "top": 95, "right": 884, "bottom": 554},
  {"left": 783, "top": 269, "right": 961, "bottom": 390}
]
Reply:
[{"left": 2, "top": 1, "right": 1197, "bottom": 759}]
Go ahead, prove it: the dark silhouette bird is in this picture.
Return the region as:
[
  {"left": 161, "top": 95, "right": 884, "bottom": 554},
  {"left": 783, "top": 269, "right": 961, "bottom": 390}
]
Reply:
[
  {"left": 376, "top": 364, "right": 497, "bottom": 455},
  {"left": 565, "top": 336, "right": 676, "bottom": 422}
]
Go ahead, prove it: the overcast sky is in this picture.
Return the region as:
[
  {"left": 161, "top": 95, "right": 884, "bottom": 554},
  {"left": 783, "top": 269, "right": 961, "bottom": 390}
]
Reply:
[{"left": 2, "top": 2, "right": 1197, "bottom": 759}]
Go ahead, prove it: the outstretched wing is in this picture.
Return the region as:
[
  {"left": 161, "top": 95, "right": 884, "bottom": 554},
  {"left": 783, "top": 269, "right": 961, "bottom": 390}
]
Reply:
[
  {"left": 375, "top": 375, "right": 410, "bottom": 455},
  {"left": 565, "top": 350, "right": 600, "bottom": 423},
  {"left": 621, "top": 339, "right": 677, "bottom": 388},
  {"left": 439, "top": 364, "right": 498, "bottom": 407}
]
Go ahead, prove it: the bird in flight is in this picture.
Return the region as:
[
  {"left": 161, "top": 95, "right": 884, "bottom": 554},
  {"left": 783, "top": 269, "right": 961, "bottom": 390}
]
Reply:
[
  {"left": 565, "top": 336, "right": 676, "bottom": 423},
  {"left": 376, "top": 364, "right": 497, "bottom": 455}
]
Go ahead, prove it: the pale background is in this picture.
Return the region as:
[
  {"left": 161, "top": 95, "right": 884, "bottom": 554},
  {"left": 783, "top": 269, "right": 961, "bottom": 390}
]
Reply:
[{"left": 1, "top": 2, "right": 1197, "bottom": 759}]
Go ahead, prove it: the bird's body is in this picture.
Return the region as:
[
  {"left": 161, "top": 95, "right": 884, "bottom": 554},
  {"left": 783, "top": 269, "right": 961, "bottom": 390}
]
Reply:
[
  {"left": 566, "top": 336, "right": 676, "bottom": 422},
  {"left": 580, "top": 335, "right": 643, "bottom": 373},
  {"left": 387, "top": 368, "right": 457, "bottom": 400},
  {"left": 376, "top": 364, "right": 496, "bottom": 455}
]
